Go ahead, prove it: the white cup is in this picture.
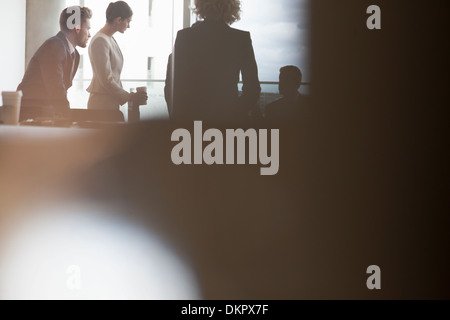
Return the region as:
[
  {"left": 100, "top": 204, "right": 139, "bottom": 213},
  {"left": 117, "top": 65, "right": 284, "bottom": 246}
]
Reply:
[
  {"left": 136, "top": 86, "right": 148, "bottom": 107},
  {"left": 1, "top": 91, "right": 23, "bottom": 125},
  {"left": 136, "top": 86, "right": 147, "bottom": 94}
]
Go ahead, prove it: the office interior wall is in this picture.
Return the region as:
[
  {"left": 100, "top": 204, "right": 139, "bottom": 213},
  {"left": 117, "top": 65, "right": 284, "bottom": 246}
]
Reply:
[
  {"left": 25, "top": 0, "right": 65, "bottom": 67},
  {"left": 0, "top": 0, "right": 26, "bottom": 100}
]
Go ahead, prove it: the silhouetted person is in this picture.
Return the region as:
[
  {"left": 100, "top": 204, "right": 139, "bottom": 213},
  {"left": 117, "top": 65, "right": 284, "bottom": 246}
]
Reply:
[
  {"left": 265, "top": 66, "right": 308, "bottom": 124},
  {"left": 17, "top": 6, "right": 92, "bottom": 120},
  {"left": 169, "top": 0, "right": 261, "bottom": 124}
]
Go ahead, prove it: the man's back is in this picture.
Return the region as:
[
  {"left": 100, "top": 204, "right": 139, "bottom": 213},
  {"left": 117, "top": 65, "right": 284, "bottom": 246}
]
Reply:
[{"left": 18, "top": 32, "right": 79, "bottom": 113}]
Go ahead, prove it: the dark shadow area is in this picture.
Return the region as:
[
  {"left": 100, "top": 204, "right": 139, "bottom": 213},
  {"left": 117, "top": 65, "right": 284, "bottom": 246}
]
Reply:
[{"left": 307, "top": 0, "right": 450, "bottom": 298}]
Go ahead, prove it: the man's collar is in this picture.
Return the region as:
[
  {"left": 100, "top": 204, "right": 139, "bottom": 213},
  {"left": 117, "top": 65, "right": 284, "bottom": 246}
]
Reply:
[{"left": 65, "top": 35, "right": 76, "bottom": 55}]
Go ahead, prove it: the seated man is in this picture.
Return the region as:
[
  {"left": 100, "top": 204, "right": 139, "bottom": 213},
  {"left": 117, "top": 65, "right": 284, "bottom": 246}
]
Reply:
[
  {"left": 265, "top": 65, "right": 308, "bottom": 124},
  {"left": 17, "top": 6, "right": 92, "bottom": 120}
]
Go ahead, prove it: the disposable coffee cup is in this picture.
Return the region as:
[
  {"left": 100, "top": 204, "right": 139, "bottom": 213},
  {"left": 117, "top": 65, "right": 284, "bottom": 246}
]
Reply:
[
  {"left": 136, "top": 86, "right": 148, "bottom": 107},
  {"left": 1, "top": 91, "right": 22, "bottom": 125},
  {"left": 136, "top": 86, "right": 147, "bottom": 93}
]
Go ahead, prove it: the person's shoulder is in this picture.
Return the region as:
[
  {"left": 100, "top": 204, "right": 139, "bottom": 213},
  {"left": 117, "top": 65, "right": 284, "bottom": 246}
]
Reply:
[
  {"left": 176, "top": 27, "right": 194, "bottom": 43},
  {"left": 37, "top": 33, "right": 67, "bottom": 55},
  {"left": 41, "top": 33, "right": 64, "bottom": 47},
  {"left": 179, "top": 20, "right": 205, "bottom": 32},
  {"left": 228, "top": 26, "right": 251, "bottom": 37},
  {"left": 176, "top": 22, "right": 206, "bottom": 43},
  {"left": 89, "top": 33, "right": 111, "bottom": 49},
  {"left": 91, "top": 32, "right": 111, "bottom": 43},
  {"left": 177, "top": 28, "right": 189, "bottom": 37},
  {"left": 46, "top": 31, "right": 65, "bottom": 42}
]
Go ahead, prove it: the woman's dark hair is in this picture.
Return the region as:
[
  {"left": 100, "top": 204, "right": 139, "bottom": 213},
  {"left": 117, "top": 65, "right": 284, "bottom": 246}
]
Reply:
[{"left": 106, "top": 1, "right": 133, "bottom": 24}]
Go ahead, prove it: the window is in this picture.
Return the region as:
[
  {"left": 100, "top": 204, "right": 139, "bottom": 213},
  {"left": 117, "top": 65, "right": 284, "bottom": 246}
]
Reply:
[
  {"left": 66, "top": 0, "right": 185, "bottom": 120},
  {"left": 233, "top": 0, "right": 311, "bottom": 106},
  {"left": 234, "top": 0, "right": 310, "bottom": 81},
  {"left": 148, "top": 0, "right": 153, "bottom": 17},
  {"left": 147, "top": 57, "right": 153, "bottom": 72},
  {"left": 0, "top": 1, "right": 26, "bottom": 93},
  {"left": 66, "top": 0, "right": 310, "bottom": 120}
]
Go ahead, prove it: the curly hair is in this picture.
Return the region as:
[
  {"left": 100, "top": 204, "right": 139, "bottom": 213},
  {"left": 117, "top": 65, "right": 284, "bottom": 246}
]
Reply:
[{"left": 193, "top": 0, "right": 241, "bottom": 25}]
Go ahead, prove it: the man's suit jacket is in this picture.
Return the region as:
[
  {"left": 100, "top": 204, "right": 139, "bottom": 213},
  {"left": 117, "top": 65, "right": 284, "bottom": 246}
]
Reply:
[
  {"left": 17, "top": 32, "right": 79, "bottom": 114},
  {"left": 171, "top": 20, "right": 261, "bottom": 123}
]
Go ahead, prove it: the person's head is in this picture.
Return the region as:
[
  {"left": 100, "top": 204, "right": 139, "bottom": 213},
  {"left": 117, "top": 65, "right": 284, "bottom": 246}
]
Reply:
[
  {"left": 60, "top": 6, "right": 92, "bottom": 48},
  {"left": 193, "top": 0, "right": 241, "bottom": 25},
  {"left": 106, "top": 1, "right": 133, "bottom": 33},
  {"left": 279, "top": 66, "right": 302, "bottom": 97}
]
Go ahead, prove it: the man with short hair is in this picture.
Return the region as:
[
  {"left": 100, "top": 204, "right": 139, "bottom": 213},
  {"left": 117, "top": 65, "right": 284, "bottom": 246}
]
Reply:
[
  {"left": 17, "top": 6, "right": 92, "bottom": 119},
  {"left": 265, "top": 65, "right": 308, "bottom": 124}
]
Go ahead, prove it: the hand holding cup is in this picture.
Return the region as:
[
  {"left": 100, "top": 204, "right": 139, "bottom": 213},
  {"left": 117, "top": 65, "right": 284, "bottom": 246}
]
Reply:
[{"left": 134, "top": 86, "right": 148, "bottom": 106}]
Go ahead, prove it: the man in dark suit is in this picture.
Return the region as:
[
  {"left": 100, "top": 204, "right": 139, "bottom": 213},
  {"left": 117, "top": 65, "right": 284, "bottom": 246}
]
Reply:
[
  {"left": 17, "top": 6, "right": 92, "bottom": 120},
  {"left": 170, "top": 0, "right": 261, "bottom": 124}
]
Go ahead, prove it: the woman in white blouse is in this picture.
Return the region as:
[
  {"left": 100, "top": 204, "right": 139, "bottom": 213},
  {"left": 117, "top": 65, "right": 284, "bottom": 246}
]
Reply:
[{"left": 87, "top": 1, "right": 147, "bottom": 111}]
